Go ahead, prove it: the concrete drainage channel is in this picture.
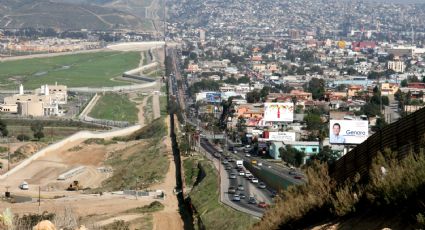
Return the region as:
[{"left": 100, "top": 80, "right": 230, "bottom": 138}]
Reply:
[{"left": 170, "top": 113, "right": 196, "bottom": 230}]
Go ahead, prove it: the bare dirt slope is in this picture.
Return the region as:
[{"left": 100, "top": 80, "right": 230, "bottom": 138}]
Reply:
[{"left": 151, "top": 117, "right": 184, "bottom": 230}]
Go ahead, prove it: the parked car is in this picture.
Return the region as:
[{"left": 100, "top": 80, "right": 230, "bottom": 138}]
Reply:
[
  {"left": 225, "top": 165, "right": 232, "bottom": 170},
  {"left": 232, "top": 194, "right": 241, "bottom": 201},
  {"left": 258, "top": 202, "right": 268, "bottom": 208},
  {"left": 245, "top": 172, "right": 252, "bottom": 177},
  {"left": 238, "top": 193, "right": 246, "bottom": 199},
  {"left": 237, "top": 184, "right": 245, "bottom": 191},
  {"left": 228, "top": 186, "right": 236, "bottom": 194},
  {"left": 251, "top": 178, "right": 259, "bottom": 183},
  {"left": 247, "top": 175, "right": 254, "bottom": 181},
  {"left": 258, "top": 182, "right": 266, "bottom": 189},
  {"left": 238, "top": 171, "right": 245, "bottom": 176},
  {"left": 229, "top": 173, "right": 237, "bottom": 179},
  {"left": 245, "top": 153, "right": 251, "bottom": 157},
  {"left": 222, "top": 159, "right": 229, "bottom": 164}
]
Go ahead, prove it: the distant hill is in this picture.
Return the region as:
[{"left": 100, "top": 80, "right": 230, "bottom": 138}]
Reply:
[{"left": 0, "top": 0, "right": 157, "bottom": 30}]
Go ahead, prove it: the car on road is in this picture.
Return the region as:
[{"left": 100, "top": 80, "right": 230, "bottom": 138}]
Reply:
[
  {"left": 237, "top": 185, "right": 244, "bottom": 191},
  {"left": 289, "top": 170, "right": 296, "bottom": 175},
  {"left": 225, "top": 165, "right": 232, "bottom": 170},
  {"left": 245, "top": 153, "right": 251, "bottom": 157},
  {"left": 222, "top": 159, "right": 229, "bottom": 164},
  {"left": 257, "top": 202, "right": 268, "bottom": 208},
  {"left": 247, "top": 175, "right": 254, "bottom": 181},
  {"left": 258, "top": 182, "right": 266, "bottom": 189},
  {"left": 238, "top": 193, "right": 246, "bottom": 199},
  {"left": 229, "top": 173, "right": 237, "bottom": 179},
  {"left": 228, "top": 158, "right": 235, "bottom": 162},
  {"left": 294, "top": 175, "right": 303, "bottom": 180},
  {"left": 19, "top": 181, "right": 29, "bottom": 190},
  {"left": 238, "top": 171, "right": 245, "bottom": 176},
  {"left": 251, "top": 178, "right": 259, "bottom": 183},
  {"left": 234, "top": 150, "right": 238, "bottom": 154},
  {"left": 245, "top": 172, "right": 252, "bottom": 177},
  {"left": 232, "top": 194, "right": 241, "bottom": 201},
  {"left": 248, "top": 196, "right": 257, "bottom": 204},
  {"left": 228, "top": 187, "right": 236, "bottom": 194}
]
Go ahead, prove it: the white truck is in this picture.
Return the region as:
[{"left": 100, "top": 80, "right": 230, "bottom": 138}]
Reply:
[{"left": 236, "top": 160, "right": 243, "bottom": 168}]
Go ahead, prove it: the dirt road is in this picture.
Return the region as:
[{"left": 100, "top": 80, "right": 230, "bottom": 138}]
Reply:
[{"left": 151, "top": 117, "right": 184, "bottom": 230}]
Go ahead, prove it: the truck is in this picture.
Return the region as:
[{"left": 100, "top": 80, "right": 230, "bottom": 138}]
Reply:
[{"left": 236, "top": 160, "right": 243, "bottom": 168}]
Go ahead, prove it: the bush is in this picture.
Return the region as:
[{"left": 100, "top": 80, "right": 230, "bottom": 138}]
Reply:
[
  {"left": 17, "top": 134, "right": 30, "bottom": 142},
  {"left": 130, "top": 201, "right": 165, "bottom": 213},
  {"left": 102, "top": 220, "right": 129, "bottom": 230}
]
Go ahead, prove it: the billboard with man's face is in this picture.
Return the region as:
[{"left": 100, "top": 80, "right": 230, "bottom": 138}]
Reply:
[
  {"left": 206, "top": 92, "right": 222, "bottom": 103},
  {"left": 329, "top": 120, "right": 369, "bottom": 145},
  {"left": 263, "top": 103, "right": 294, "bottom": 122}
]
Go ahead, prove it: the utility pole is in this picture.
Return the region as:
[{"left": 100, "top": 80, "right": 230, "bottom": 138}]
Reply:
[
  {"left": 38, "top": 186, "right": 41, "bottom": 214},
  {"left": 135, "top": 177, "right": 138, "bottom": 200},
  {"left": 7, "top": 137, "right": 10, "bottom": 171}
]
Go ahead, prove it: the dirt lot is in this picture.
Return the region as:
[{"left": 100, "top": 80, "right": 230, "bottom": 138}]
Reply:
[{"left": 0, "top": 86, "right": 183, "bottom": 229}]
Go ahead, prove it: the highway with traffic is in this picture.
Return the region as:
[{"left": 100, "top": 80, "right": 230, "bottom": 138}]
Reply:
[
  {"left": 166, "top": 46, "right": 305, "bottom": 217},
  {"left": 200, "top": 138, "right": 273, "bottom": 216}
]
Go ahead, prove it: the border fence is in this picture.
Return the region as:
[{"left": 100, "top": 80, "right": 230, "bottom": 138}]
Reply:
[{"left": 329, "top": 107, "right": 425, "bottom": 183}]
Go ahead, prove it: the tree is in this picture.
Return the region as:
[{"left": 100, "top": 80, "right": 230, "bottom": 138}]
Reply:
[
  {"left": 246, "top": 90, "right": 261, "bottom": 103},
  {"left": 304, "top": 113, "right": 323, "bottom": 131},
  {"left": 31, "top": 121, "right": 44, "bottom": 140},
  {"left": 401, "top": 79, "right": 408, "bottom": 87},
  {"left": 17, "top": 134, "right": 30, "bottom": 142},
  {"left": 372, "top": 117, "right": 387, "bottom": 132},
  {"left": 309, "top": 146, "right": 341, "bottom": 164},
  {"left": 279, "top": 145, "right": 305, "bottom": 167},
  {"left": 0, "top": 120, "right": 8, "bottom": 137},
  {"left": 307, "top": 78, "right": 325, "bottom": 100}
]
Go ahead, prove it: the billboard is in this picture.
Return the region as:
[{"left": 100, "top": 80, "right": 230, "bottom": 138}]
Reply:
[
  {"left": 263, "top": 103, "right": 294, "bottom": 122},
  {"left": 329, "top": 120, "right": 369, "bottom": 145},
  {"left": 268, "top": 132, "right": 296, "bottom": 142},
  {"left": 206, "top": 92, "right": 222, "bottom": 103}
]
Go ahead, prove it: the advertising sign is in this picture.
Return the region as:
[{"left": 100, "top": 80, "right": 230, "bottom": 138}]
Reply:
[
  {"left": 206, "top": 92, "right": 222, "bottom": 103},
  {"left": 263, "top": 103, "right": 294, "bottom": 122},
  {"left": 268, "top": 132, "right": 296, "bottom": 142},
  {"left": 329, "top": 120, "right": 369, "bottom": 145}
]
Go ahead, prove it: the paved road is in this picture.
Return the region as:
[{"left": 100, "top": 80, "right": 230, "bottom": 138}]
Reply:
[
  {"left": 200, "top": 139, "right": 273, "bottom": 217},
  {"left": 226, "top": 140, "right": 305, "bottom": 186}
]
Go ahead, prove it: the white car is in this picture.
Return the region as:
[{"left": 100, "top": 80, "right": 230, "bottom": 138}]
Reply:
[
  {"left": 251, "top": 178, "right": 259, "bottom": 183},
  {"left": 238, "top": 171, "right": 245, "bottom": 176},
  {"left": 245, "top": 172, "right": 252, "bottom": 177},
  {"left": 19, "top": 181, "right": 29, "bottom": 190},
  {"left": 245, "top": 153, "right": 251, "bottom": 157},
  {"left": 257, "top": 162, "right": 263, "bottom": 166}
]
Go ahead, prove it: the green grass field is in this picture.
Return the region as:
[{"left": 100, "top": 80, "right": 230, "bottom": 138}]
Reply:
[
  {"left": 89, "top": 93, "right": 139, "bottom": 123},
  {"left": 0, "top": 51, "right": 140, "bottom": 89}
]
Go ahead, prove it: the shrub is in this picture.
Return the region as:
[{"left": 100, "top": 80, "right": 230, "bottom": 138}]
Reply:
[
  {"left": 17, "top": 134, "right": 30, "bottom": 142},
  {"left": 130, "top": 201, "right": 165, "bottom": 213}
]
